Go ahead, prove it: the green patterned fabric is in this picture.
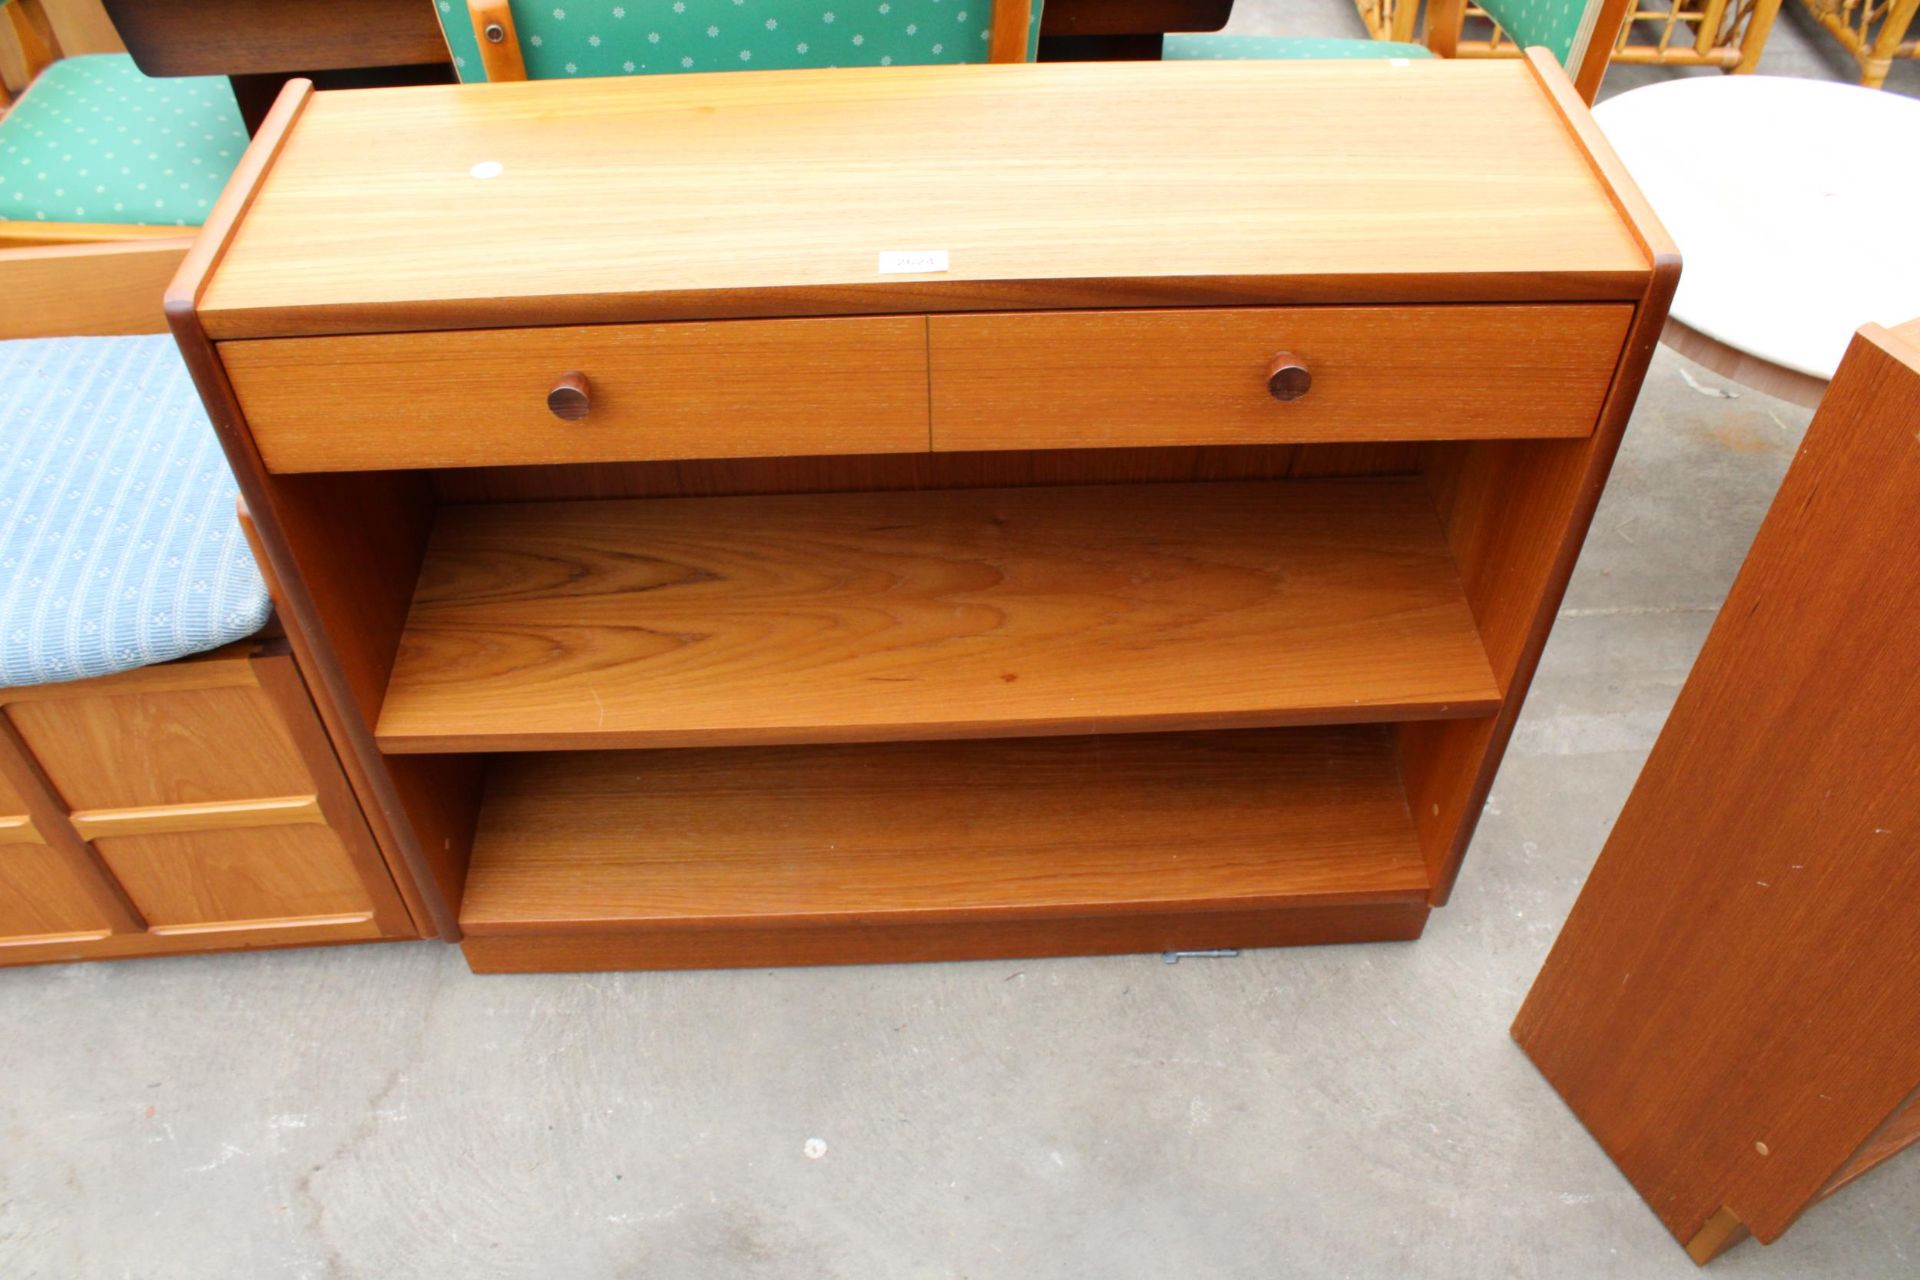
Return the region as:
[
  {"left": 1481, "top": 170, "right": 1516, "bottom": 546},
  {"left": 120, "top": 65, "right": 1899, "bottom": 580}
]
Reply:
[
  {"left": 1163, "top": 34, "right": 1433, "bottom": 60},
  {"left": 0, "top": 54, "right": 246, "bottom": 228},
  {"left": 433, "top": 0, "right": 1042, "bottom": 82},
  {"left": 1166, "top": 0, "right": 1593, "bottom": 68},
  {"left": 1477, "top": 0, "right": 1590, "bottom": 63}
]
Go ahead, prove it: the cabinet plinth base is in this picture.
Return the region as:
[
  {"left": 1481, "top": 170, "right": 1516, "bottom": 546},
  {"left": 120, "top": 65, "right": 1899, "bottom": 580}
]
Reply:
[{"left": 461, "top": 902, "right": 1431, "bottom": 973}]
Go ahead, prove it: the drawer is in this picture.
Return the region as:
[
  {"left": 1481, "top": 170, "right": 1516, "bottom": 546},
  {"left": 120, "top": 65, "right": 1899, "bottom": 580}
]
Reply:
[
  {"left": 222, "top": 316, "right": 930, "bottom": 473},
  {"left": 929, "top": 304, "right": 1633, "bottom": 452}
]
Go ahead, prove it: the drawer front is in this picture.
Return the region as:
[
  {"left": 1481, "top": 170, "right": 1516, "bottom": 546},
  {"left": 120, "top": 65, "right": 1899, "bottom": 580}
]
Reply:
[
  {"left": 224, "top": 316, "right": 930, "bottom": 473},
  {"left": 929, "top": 304, "right": 1632, "bottom": 452}
]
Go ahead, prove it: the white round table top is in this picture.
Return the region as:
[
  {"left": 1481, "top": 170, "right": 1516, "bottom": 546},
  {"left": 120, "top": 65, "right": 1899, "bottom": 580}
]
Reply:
[{"left": 1593, "top": 76, "right": 1920, "bottom": 381}]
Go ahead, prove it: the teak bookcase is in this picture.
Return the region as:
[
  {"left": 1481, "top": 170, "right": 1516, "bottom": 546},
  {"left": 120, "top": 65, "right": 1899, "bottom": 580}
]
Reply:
[{"left": 165, "top": 57, "right": 1675, "bottom": 973}]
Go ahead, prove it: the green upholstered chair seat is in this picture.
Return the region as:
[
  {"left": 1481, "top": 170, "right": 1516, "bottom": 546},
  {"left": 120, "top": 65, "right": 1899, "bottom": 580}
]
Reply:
[
  {"left": 434, "top": 0, "right": 1043, "bottom": 81},
  {"left": 0, "top": 54, "right": 247, "bottom": 228},
  {"left": 1163, "top": 34, "right": 1434, "bottom": 60}
]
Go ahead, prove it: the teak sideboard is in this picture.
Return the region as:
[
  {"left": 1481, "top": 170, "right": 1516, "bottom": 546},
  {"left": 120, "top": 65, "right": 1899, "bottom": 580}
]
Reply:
[
  {"left": 0, "top": 637, "right": 417, "bottom": 965},
  {"left": 164, "top": 57, "right": 1676, "bottom": 974}
]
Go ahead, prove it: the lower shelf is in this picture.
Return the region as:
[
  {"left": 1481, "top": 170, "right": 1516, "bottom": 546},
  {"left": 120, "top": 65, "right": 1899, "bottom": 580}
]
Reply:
[{"left": 458, "top": 725, "right": 1435, "bottom": 972}]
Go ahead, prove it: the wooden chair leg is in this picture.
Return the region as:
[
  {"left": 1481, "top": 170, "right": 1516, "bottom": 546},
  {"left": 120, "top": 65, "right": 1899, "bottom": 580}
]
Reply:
[
  {"left": 1426, "top": 0, "right": 1465, "bottom": 56},
  {"left": 1733, "top": 0, "right": 1784, "bottom": 72},
  {"left": 1862, "top": 0, "right": 1919, "bottom": 85}
]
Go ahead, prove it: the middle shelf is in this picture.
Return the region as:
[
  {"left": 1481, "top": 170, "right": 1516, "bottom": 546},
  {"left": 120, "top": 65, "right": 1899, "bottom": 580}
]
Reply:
[{"left": 375, "top": 477, "right": 1500, "bottom": 753}]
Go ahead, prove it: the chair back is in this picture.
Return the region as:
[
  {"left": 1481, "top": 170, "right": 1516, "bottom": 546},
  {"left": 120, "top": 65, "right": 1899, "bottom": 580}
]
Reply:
[
  {"left": 433, "top": 0, "right": 1042, "bottom": 83},
  {"left": 1429, "top": 0, "right": 1631, "bottom": 101}
]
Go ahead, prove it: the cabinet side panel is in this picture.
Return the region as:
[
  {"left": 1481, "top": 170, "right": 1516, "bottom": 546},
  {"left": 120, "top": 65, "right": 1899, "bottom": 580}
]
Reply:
[
  {"left": 165, "top": 80, "right": 477, "bottom": 938},
  {"left": 1513, "top": 323, "right": 1920, "bottom": 1250},
  {"left": 1402, "top": 279, "right": 1672, "bottom": 902}
]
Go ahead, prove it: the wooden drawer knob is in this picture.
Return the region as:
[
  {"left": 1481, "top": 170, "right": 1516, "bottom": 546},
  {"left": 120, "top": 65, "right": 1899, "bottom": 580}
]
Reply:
[
  {"left": 547, "top": 371, "right": 591, "bottom": 421},
  {"left": 1266, "top": 354, "right": 1311, "bottom": 402}
]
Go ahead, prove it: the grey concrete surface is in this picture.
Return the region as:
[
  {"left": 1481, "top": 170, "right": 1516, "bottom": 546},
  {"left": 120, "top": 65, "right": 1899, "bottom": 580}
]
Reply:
[{"left": 6, "top": 10, "right": 1920, "bottom": 1275}]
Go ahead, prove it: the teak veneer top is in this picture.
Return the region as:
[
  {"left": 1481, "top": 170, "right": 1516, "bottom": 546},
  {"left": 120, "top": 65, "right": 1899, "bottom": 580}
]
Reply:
[{"left": 196, "top": 60, "right": 1652, "bottom": 339}]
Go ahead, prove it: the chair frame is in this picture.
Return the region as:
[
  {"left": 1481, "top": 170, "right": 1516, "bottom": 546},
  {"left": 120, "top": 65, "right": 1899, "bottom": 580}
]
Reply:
[
  {"left": 3, "top": 0, "right": 214, "bottom": 249},
  {"left": 0, "top": 0, "right": 205, "bottom": 336},
  {"left": 1426, "top": 0, "right": 1632, "bottom": 102},
  {"left": 459, "top": 0, "right": 1036, "bottom": 82},
  {"left": 1423, "top": 0, "right": 1782, "bottom": 77},
  {"left": 1798, "top": 0, "right": 1919, "bottom": 87}
]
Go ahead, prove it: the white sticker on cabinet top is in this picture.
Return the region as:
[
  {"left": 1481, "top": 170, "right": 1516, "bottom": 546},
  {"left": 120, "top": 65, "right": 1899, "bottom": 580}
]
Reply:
[{"left": 878, "top": 250, "right": 950, "bottom": 275}]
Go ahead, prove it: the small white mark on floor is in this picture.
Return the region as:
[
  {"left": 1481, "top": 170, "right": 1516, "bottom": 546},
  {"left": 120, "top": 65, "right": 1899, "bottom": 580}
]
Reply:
[
  {"left": 1677, "top": 366, "right": 1739, "bottom": 398},
  {"left": 186, "top": 1144, "right": 246, "bottom": 1173},
  {"left": 469, "top": 160, "right": 504, "bottom": 179},
  {"left": 803, "top": 1137, "right": 827, "bottom": 1159}
]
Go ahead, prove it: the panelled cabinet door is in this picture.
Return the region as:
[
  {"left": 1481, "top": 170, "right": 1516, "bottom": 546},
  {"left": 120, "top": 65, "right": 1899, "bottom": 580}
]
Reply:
[
  {"left": 0, "top": 766, "right": 120, "bottom": 947},
  {"left": 0, "top": 645, "right": 417, "bottom": 965}
]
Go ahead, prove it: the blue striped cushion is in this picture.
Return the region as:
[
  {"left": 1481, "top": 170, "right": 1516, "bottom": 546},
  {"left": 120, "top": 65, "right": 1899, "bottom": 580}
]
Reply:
[{"left": 0, "top": 336, "right": 271, "bottom": 688}]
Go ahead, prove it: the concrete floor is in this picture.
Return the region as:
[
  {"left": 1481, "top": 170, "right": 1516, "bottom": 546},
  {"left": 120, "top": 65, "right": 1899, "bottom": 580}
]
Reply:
[{"left": 7, "top": 14, "right": 1920, "bottom": 1279}]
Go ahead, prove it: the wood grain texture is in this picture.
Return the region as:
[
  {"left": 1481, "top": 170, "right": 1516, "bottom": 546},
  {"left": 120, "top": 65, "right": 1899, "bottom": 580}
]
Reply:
[
  {"left": 0, "top": 643, "right": 256, "bottom": 704},
  {"left": 247, "top": 647, "right": 418, "bottom": 937},
  {"left": 92, "top": 825, "right": 378, "bottom": 930},
  {"left": 1041, "top": 0, "right": 1232, "bottom": 34},
  {"left": 102, "top": 0, "right": 451, "bottom": 76},
  {"left": 461, "top": 727, "right": 1430, "bottom": 935},
  {"left": 66, "top": 795, "right": 322, "bottom": 841},
  {"left": 0, "top": 640, "right": 415, "bottom": 956},
  {"left": 37, "top": 0, "right": 125, "bottom": 56},
  {"left": 986, "top": 0, "right": 1033, "bottom": 61},
  {"left": 930, "top": 305, "right": 1631, "bottom": 450},
  {"left": 1394, "top": 49, "right": 1681, "bottom": 906},
  {"left": 166, "top": 79, "right": 478, "bottom": 939},
  {"left": 377, "top": 479, "right": 1500, "bottom": 753},
  {"left": 1824, "top": 1087, "right": 1920, "bottom": 1200},
  {"left": 0, "top": 917, "right": 389, "bottom": 966},
  {"left": 196, "top": 61, "right": 1650, "bottom": 339},
  {"left": 0, "top": 223, "right": 188, "bottom": 247},
  {"left": 222, "top": 316, "right": 931, "bottom": 473},
  {"left": 427, "top": 442, "right": 1418, "bottom": 504},
  {"left": 0, "top": 781, "right": 123, "bottom": 939},
  {"left": 465, "top": 0, "right": 526, "bottom": 82},
  {"left": 1513, "top": 320, "right": 1920, "bottom": 1257},
  {"left": 0, "top": 240, "right": 189, "bottom": 339},
  {"left": 10, "top": 683, "right": 313, "bottom": 810},
  {"left": 236, "top": 504, "right": 434, "bottom": 937},
  {"left": 463, "top": 902, "right": 1432, "bottom": 972},
  {"left": 0, "top": 714, "right": 146, "bottom": 935}
]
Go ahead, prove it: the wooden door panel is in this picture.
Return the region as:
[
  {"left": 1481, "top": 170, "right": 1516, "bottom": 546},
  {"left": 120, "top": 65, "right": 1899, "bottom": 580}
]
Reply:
[
  {"left": 10, "top": 684, "right": 311, "bottom": 809},
  {"left": 93, "top": 825, "right": 376, "bottom": 931}
]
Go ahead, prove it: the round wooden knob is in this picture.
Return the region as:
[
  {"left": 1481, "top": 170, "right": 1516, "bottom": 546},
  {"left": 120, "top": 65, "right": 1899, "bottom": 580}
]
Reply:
[
  {"left": 1266, "top": 354, "right": 1311, "bottom": 402},
  {"left": 547, "top": 372, "right": 591, "bottom": 421}
]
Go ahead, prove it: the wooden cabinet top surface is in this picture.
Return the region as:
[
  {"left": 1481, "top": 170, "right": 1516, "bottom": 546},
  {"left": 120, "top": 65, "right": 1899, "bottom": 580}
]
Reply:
[{"left": 185, "top": 60, "right": 1659, "bottom": 339}]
